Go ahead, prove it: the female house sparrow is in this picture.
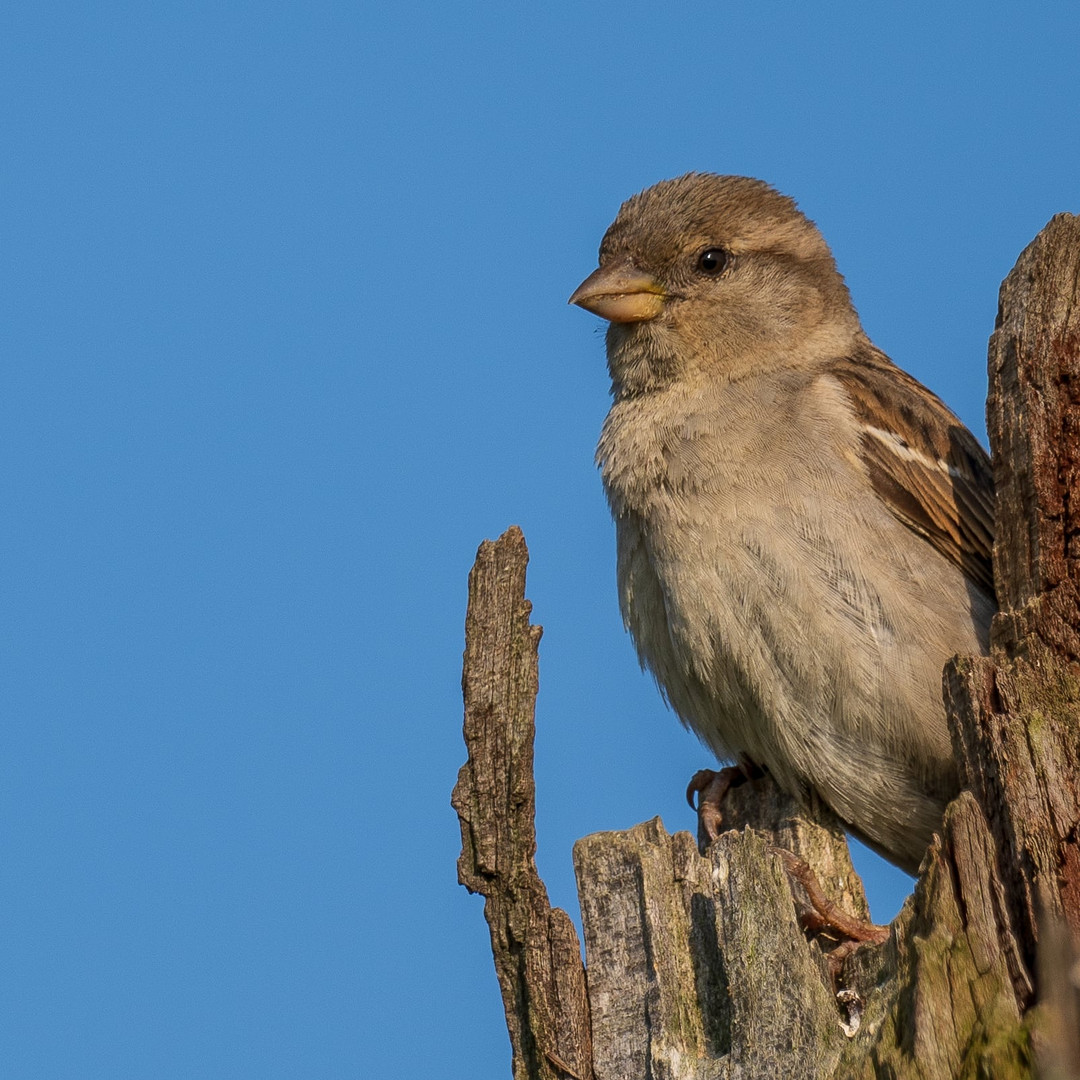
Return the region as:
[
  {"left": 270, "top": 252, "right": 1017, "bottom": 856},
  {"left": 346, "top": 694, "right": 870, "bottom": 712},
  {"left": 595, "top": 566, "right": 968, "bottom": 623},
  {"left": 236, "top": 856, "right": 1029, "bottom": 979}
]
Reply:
[{"left": 570, "top": 174, "right": 994, "bottom": 875}]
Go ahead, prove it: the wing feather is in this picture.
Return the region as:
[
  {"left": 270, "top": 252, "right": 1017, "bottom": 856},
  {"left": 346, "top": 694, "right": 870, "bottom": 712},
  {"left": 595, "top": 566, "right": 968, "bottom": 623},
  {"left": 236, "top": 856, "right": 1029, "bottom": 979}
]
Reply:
[{"left": 827, "top": 348, "right": 995, "bottom": 598}]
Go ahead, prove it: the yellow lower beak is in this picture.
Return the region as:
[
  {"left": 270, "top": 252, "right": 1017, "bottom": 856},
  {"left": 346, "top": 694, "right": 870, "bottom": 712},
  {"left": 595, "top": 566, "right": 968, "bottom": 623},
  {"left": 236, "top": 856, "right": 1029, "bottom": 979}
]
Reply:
[{"left": 569, "top": 263, "right": 666, "bottom": 323}]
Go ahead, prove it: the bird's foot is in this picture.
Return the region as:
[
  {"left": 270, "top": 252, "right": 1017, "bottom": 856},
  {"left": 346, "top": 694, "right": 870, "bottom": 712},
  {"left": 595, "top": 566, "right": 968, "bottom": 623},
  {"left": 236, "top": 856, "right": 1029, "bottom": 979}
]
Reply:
[
  {"left": 686, "top": 758, "right": 765, "bottom": 848},
  {"left": 770, "top": 846, "right": 889, "bottom": 977}
]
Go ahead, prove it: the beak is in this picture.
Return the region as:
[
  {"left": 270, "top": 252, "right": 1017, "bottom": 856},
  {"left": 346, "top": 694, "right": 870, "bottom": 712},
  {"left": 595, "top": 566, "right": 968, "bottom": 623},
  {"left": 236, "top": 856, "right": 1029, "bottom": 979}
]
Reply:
[{"left": 569, "top": 261, "right": 666, "bottom": 323}]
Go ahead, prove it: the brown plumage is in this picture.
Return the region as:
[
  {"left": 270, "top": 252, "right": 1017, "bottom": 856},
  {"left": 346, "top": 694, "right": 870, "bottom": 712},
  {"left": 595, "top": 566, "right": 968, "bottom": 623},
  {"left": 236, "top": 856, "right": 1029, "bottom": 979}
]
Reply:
[{"left": 571, "top": 174, "right": 995, "bottom": 874}]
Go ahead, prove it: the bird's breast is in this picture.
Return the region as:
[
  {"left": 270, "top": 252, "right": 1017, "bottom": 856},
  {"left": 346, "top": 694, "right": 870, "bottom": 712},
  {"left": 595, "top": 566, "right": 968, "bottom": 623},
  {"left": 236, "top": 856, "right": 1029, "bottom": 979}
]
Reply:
[{"left": 596, "top": 373, "right": 976, "bottom": 825}]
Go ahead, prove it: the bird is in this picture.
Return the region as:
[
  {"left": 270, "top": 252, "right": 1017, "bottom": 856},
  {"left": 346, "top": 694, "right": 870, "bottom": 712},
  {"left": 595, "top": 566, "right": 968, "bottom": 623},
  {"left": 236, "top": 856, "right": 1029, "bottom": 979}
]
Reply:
[{"left": 569, "top": 173, "right": 995, "bottom": 876}]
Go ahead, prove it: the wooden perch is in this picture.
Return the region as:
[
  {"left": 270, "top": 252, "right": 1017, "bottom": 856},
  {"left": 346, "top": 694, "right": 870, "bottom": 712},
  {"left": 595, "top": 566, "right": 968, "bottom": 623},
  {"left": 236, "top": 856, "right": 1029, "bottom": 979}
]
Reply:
[
  {"left": 454, "top": 215, "right": 1080, "bottom": 1079},
  {"left": 451, "top": 529, "right": 592, "bottom": 1080}
]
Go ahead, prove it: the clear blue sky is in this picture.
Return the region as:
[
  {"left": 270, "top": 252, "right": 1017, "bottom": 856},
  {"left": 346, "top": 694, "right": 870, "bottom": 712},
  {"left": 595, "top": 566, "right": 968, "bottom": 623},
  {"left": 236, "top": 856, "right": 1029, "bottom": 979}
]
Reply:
[{"left": 4, "top": 3, "right": 1079, "bottom": 1077}]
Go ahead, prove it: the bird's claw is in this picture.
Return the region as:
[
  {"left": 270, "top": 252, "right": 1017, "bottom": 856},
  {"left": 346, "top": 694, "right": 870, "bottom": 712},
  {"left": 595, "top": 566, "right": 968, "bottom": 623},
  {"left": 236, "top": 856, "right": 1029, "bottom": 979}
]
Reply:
[
  {"left": 686, "top": 765, "right": 746, "bottom": 846},
  {"left": 685, "top": 768, "right": 718, "bottom": 810}
]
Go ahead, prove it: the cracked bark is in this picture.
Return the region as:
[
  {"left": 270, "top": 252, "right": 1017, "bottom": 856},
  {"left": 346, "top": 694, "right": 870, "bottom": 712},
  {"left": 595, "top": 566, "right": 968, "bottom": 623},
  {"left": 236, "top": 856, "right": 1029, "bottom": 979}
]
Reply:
[
  {"left": 455, "top": 215, "right": 1080, "bottom": 1078},
  {"left": 452, "top": 527, "right": 592, "bottom": 1080}
]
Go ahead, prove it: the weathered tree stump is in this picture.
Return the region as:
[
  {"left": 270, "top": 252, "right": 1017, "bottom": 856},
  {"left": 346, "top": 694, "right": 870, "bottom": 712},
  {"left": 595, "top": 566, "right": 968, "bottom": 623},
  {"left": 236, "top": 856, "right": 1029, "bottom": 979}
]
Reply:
[
  {"left": 454, "top": 215, "right": 1080, "bottom": 1079},
  {"left": 945, "top": 215, "right": 1080, "bottom": 963}
]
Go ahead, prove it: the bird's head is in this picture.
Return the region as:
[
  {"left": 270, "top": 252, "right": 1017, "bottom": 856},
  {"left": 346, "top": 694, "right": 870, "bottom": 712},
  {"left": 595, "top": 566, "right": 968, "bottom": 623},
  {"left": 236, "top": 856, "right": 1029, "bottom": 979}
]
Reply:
[{"left": 570, "top": 174, "right": 863, "bottom": 394}]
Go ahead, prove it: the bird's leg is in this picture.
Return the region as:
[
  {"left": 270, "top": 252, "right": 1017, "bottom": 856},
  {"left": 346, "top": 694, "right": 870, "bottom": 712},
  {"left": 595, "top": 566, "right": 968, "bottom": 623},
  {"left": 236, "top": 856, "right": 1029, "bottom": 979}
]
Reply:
[
  {"left": 770, "top": 845, "right": 889, "bottom": 976},
  {"left": 686, "top": 757, "right": 766, "bottom": 847}
]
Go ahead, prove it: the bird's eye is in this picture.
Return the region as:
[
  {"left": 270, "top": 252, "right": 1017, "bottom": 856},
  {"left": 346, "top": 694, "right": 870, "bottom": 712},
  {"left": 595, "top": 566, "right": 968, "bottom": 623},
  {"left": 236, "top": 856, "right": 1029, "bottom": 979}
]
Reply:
[{"left": 697, "top": 248, "right": 729, "bottom": 275}]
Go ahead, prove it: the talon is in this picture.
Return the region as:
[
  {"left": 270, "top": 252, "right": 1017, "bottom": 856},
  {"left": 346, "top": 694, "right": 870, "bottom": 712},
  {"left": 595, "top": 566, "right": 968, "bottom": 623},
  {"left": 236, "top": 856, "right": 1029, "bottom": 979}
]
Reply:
[
  {"left": 686, "top": 764, "right": 757, "bottom": 848},
  {"left": 686, "top": 768, "right": 718, "bottom": 809}
]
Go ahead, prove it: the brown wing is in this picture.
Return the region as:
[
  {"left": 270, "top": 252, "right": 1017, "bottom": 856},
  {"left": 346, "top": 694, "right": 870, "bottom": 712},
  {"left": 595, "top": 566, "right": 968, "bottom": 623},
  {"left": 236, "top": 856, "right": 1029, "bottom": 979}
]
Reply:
[{"left": 829, "top": 347, "right": 995, "bottom": 599}]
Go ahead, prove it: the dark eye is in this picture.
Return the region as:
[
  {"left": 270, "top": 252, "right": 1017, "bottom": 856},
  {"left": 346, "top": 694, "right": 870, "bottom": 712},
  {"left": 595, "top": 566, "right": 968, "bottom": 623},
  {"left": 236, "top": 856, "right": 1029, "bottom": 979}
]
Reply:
[{"left": 697, "top": 248, "right": 729, "bottom": 275}]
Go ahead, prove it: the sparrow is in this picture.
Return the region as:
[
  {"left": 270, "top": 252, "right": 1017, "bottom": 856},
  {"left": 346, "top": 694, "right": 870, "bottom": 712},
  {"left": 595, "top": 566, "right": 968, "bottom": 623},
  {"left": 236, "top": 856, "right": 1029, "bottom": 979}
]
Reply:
[{"left": 570, "top": 174, "right": 994, "bottom": 875}]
